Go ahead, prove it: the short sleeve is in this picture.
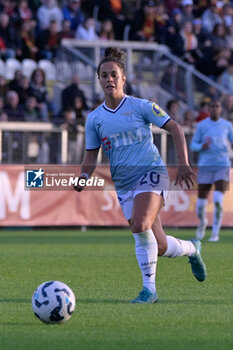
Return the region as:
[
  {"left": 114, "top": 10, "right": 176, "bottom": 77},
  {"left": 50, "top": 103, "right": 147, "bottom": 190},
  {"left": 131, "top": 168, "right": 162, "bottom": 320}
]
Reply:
[
  {"left": 85, "top": 114, "right": 101, "bottom": 150},
  {"left": 228, "top": 121, "right": 233, "bottom": 143},
  {"left": 141, "top": 99, "right": 170, "bottom": 128}
]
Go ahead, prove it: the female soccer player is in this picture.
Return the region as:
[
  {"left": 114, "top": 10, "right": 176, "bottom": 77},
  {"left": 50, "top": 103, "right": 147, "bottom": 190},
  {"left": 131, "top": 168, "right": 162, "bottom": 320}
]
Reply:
[
  {"left": 191, "top": 99, "right": 233, "bottom": 242},
  {"left": 74, "top": 47, "right": 207, "bottom": 303}
]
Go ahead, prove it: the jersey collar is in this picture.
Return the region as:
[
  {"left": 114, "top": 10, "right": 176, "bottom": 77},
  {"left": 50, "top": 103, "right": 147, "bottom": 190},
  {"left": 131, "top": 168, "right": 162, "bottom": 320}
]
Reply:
[{"left": 103, "top": 95, "right": 127, "bottom": 113}]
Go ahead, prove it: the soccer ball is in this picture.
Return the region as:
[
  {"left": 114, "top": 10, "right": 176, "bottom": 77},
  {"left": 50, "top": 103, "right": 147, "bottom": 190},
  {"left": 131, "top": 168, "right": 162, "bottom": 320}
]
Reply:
[{"left": 32, "top": 281, "right": 76, "bottom": 324}]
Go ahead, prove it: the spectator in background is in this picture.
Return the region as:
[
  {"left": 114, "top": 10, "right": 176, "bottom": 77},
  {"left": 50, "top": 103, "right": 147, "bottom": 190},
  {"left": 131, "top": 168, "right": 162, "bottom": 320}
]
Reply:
[
  {"left": 99, "top": 19, "right": 115, "bottom": 41},
  {"left": 183, "top": 109, "right": 195, "bottom": 127},
  {"left": 15, "top": 75, "right": 31, "bottom": 105},
  {"left": 19, "top": 19, "right": 38, "bottom": 60},
  {"left": 167, "top": 7, "right": 183, "bottom": 32},
  {"left": 0, "top": 95, "right": 8, "bottom": 121},
  {"left": 180, "top": 0, "right": 194, "bottom": 24},
  {"left": 0, "top": 13, "right": 21, "bottom": 59},
  {"left": 222, "top": 94, "right": 233, "bottom": 122},
  {"left": 209, "top": 23, "right": 227, "bottom": 51},
  {"left": 62, "top": 0, "right": 85, "bottom": 32},
  {"left": 75, "top": 17, "right": 99, "bottom": 41},
  {"left": 27, "top": 0, "right": 42, "bottom": 15},
  {"left": 36, "top": 19, "right": 61, "bottom": 60},
  {"left": 225, "top": 24, "right": 233, "bottom": 51},
  {"left": 192, "top": 18, "right": 212, "bottom": 58},
  {"left": 131, "top": 0, "right": 157, "bottom": 42},
  {"left": 221, "top": 3, "right": 233, "bottom": 29},
  {"left": 192, "top": 0, "right": 208, "bottom": 18},
  {"left": 60, "top": 19, "right": 74, "bottom": 40},
  {"left": 196, "top": 99, "right": 210, "bottom": 122},
  {"left": 0, "top": 0, "right": 17, "bottom": 18},
  {"left": 153, "top": 1, "right": 169, "bottom": 44},
  {"left": 173, "top": 20, "right": 199, "bottom": 65},
  {"left": 98, "top": 0, "right": 128, "bottom": 40},
  {"left": 60, "top": 108, "right": 83, "bottom": 163},
  {"left": 62, "top": 74, "right": 88, "bottom": 111},
  {"left": 3, "top": 90, "right": 24, "bottom": 121},
  {"left": 165, "top": 7, "right": 182, "bottom": 48},
  {"left": 218, "top": 62, "right": 233, "bottom": 94},
  {"left": 28, "top": 68, "right": 49, "bottom": 121},
  {"left": 16, "top": 0, "right": 33, "bottom": 22},
  {"left": 8, "top": 69, "right": 23, "bottom": 92},
  {"left": 196, "top": 48, "right": 231, "bottom": 79},
  {"left": 73, "top": 95, "right": 86, "bottom": 125},
  {"left": 201, "top": 0, "right": 222, "bottom": 34},
  {"left": 166, "top": 99, "right": 183, "bottom": 124},
  {"left": 0, "top": 75, "right": 8, "bottom": 99},
  {"left": 37, "top": 0, "right": 63, "bottom": 32},
  {"left": 23, "top": 95, "right": 43, "bottom": 121}
]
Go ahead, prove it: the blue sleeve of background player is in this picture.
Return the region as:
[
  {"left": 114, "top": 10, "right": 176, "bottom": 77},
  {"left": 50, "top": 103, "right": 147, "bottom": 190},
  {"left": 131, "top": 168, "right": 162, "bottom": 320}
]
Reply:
[
  {"left": 190, "top": 123, "right": 203, "bottom": 152},
  {"left": 85, "top": 114, "right": 101, "bottom": 150},
  {"left": 227, "top": 122, "right": 233, "bottom": 144},
  {"left": 141, "top": 99, "right": 171, "bottom": 128}
]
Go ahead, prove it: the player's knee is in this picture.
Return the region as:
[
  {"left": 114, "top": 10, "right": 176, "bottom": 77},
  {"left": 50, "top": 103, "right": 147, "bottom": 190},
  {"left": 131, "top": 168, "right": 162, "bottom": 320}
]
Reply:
[{"left": 131, "top": 219, "right": 151, "bottom": 233}]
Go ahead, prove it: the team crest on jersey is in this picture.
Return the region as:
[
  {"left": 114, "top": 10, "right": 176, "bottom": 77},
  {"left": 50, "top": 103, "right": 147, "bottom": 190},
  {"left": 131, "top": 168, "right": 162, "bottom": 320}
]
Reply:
[{"left": 152, "top": 103, "right": 165, "bottom": 117}]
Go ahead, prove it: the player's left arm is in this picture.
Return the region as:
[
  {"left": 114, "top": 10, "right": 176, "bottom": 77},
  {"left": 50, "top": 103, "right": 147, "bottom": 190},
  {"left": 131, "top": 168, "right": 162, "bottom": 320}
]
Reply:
[{"left": 162, "top": 119, "right": 196, "bottom": 189}]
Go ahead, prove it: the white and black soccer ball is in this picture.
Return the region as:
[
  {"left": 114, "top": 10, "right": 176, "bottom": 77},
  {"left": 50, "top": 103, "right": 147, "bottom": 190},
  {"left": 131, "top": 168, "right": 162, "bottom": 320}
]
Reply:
[{"left": 32, "top": 281, "right": 76, "bottom": 324}]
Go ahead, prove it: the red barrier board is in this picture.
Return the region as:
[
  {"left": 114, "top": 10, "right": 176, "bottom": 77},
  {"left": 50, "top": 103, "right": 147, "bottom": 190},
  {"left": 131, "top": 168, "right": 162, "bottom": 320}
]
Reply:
[{"left": 0, "top": 165, "right": 233, "bottom": 227}]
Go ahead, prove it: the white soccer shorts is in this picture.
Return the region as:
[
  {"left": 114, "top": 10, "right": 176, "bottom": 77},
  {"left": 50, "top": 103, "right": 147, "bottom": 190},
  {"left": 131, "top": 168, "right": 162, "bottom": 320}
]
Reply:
[
  {"left": 197, "top": 166, "right": 230, "bottom": 184},
  {"left": 117, "top": 170, "right": 170, "bottom": 221}
]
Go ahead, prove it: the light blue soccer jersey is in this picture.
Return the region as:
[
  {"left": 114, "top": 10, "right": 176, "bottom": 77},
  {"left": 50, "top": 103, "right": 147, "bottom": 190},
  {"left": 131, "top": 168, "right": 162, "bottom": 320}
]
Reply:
[
  {"left": 85, "top": 95, "right": 170, "bottom": 193},
  {"left": 191, "top": 117, "right": 233, "bottom": 169}
]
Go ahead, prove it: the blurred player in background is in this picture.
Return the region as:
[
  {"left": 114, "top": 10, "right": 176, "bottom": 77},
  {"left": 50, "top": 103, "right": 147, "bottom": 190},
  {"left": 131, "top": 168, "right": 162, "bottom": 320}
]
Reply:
[
  {"left": 74, "top": 47, "right": 207, "bottom": 303},
  {"left": 191, "top": 99, "right": 233, "bottom": 242}
]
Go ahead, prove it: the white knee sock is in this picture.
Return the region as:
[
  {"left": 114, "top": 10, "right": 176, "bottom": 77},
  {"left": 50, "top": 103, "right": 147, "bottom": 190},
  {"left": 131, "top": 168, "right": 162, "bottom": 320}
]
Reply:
[
  {"left": 133, "top": 229, "right": 158, "bottom": 294},
  {"left": 196, "top": 198, "right": 207, "bottom": 226},
  {"left": 212, "top": 191, "right": 224, "bottom": 236},
  {"left": 162, "top": 235, "right": 196, "bottom": 258}
]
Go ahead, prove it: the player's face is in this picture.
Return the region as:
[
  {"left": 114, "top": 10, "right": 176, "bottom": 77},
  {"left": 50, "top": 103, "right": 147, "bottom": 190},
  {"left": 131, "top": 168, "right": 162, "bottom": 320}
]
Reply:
[
  {"left": 99, "top": 61, "right": 126, "bottom": 99},
  {"left": 209, "top": 102, "right": 222, "bottom": 120}
]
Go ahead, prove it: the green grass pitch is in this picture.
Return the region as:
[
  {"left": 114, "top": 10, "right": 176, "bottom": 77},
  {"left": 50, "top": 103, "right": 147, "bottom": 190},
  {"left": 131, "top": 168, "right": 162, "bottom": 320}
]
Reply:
[{"left": 0, "top": 228, "right": 232, "bottom": 350}]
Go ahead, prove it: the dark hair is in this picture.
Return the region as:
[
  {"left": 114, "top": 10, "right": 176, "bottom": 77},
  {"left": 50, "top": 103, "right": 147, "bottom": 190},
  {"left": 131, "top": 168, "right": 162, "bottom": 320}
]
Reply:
[
  {"left": 166, "top": 99, "right": 179, "bottom": 110},
  {"left": 30, "top": 68, "right": 46, "bottom": 85},
  {"left": 97, "top": 47, "right": 127, "bottom": 77}
]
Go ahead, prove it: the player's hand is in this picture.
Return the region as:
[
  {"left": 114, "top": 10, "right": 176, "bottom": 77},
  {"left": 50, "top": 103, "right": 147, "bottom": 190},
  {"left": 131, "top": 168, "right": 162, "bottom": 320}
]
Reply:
[
  {"left": 73, "top": 175, "right": 87, "bottom": 192},
  {"left": 175, "top": 165, "right": 196, "bottom": 190},
  {"left": 202, "top": 137, "right": 211, "bottom": 150}
]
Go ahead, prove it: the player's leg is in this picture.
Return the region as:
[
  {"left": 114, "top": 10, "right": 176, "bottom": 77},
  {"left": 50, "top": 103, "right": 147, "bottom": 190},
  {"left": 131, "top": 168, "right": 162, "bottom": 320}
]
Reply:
[
  {"left": 209, "top": 179, "right": 228, "bottom": 242},
  {"left": 152, "top": 215, "right": 207, "bottom": 282},
  {"left": 196, "top": 184, "right": 211, "bottom": 240},
  {"left": 129, "top": 192, "right": 164, "bottom": 303}
]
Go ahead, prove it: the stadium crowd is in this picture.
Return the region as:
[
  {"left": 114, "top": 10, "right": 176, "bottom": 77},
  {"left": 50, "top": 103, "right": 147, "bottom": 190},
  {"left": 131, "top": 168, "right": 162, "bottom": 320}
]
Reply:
[{"left": 0, "top": 0, "right": 233, "bottom": 162}]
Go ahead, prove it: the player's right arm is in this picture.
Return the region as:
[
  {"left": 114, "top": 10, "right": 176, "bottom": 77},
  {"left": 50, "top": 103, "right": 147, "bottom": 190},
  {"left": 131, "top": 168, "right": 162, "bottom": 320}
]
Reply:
[
  {"left": 74, "top": 111, "right": 101, "bottom": 192},
  {"left": 74, "top": 149, "right": 100, "bottom": 192},
  {"left": 190, "top": 123, "right": 209, "bottom": 151}
]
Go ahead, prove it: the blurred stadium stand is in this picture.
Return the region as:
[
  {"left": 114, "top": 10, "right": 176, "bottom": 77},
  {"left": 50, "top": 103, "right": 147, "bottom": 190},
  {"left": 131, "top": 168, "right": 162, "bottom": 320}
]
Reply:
[{"left": 1, "top": 38, "right": 231, "bottom": 165}]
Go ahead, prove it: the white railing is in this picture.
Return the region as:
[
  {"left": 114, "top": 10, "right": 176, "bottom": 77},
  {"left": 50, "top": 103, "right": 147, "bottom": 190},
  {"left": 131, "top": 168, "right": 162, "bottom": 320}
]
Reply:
[
  {"left": 0, "top": 122, "right": 197, "bottom": 165},
  {"left": 59, "top": 39, "right": 229, "bottom": 110}
]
